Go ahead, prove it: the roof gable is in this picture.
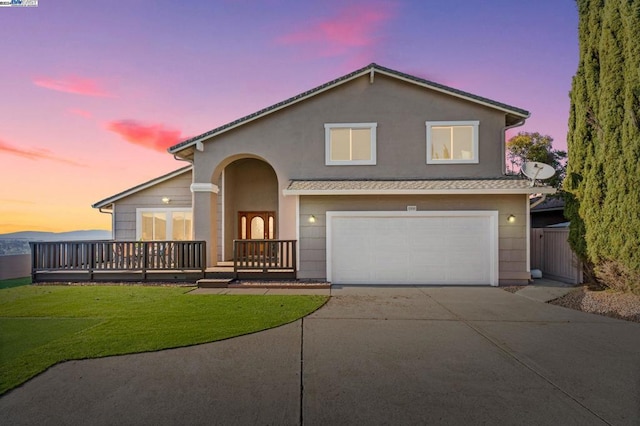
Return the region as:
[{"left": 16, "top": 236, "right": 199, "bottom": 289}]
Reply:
[
  {"left": 92, "top": 166, "right": 192, "bottom": 209},
  {"left": 168, "top": 63, "right": 529, "bottom": 156}
]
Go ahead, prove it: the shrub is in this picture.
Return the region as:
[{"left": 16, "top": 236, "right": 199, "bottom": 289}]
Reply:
[{"left": 594, "top": 260, "right": 640, "bottom": 295}]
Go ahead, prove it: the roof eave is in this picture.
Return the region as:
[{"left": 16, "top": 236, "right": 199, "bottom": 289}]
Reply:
[{"left": 282, "top": 187, "right": 557, "bottom": 196}]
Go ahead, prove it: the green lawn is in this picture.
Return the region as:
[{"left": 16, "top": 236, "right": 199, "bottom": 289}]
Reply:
[
  {"left": 0, "top": 285, "right": 328, "bottom": 395},
  {"left": 0, "top": 277, "right": 31, "bottom": 289}
]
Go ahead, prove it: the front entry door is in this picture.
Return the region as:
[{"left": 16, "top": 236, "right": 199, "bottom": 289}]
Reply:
[
  {"left": 238, "top": 212, "right": 276, "bottom": 258},
  {"left": 238, "top": 212, "right": 276, "bottom": 240}
]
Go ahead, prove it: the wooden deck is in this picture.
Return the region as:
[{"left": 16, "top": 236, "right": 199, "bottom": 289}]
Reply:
[{"left": 30, "top": 240, "right": 297, "bottom": 283}]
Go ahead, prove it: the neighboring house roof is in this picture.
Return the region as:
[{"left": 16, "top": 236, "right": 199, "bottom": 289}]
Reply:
[
  {"left": 169, "top": 63, "right": 530, "bottom": 157},
  {"left": 530, "top": 196, "right": 565, "bottom": 212},
  {"left": 92, "top": 166, "right": 192, "bottom": 209},
  {"left": 283, "top": 178, "right": 556, "bottom": 196},
  {"left": 546, "top": 221, "right": 570, "bottom": 228}
]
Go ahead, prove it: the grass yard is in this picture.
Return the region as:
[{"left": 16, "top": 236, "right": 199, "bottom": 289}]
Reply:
[
  {"left": 0, "top": 284, "right": 328, "bottom": 395},
  {"left": 0, "top": 277, "right": 31, "bottom": 289}
]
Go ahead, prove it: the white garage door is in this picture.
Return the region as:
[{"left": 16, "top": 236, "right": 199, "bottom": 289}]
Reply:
[{"left": 327, "top": 211, "right": 498, "bottom": 286}]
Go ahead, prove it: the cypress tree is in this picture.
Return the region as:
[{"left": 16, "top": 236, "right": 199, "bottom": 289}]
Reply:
[
  {"left": 566, "top": 0, "right": 640, "bottom": 288},
  {"left": 565, "top": 0, "right": 602, "bottom": 262}
]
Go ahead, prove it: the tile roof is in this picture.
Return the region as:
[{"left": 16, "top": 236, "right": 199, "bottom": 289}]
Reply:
[
  {"left": 169, "top": 63, "right": 530, "bottom": 154},
  {"left": 284, "top": 178, "right": 556, "bottom": 195}
]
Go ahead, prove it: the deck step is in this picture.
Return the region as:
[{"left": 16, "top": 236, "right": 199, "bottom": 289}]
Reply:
[
  {"left": 197, "top": 278, "right": 234, "bottom": 288},
  {"left": 228, "top": 282, "right": 331, "bottom": 289}
]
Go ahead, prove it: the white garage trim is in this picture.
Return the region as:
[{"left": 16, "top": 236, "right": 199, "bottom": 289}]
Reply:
[{"left": 326, "top": 210, "right": 499, "bottom": 286}]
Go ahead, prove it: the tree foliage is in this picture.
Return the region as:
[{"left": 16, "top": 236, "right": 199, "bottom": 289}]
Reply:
[
  {"left": 565, "top": 0, "right": 640, "bottom": 284},
  {"left": 506, "top": 131, "right": 567, "bottom": 188}
]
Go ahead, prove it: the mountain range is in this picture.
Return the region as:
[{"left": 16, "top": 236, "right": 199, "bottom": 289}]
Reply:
[
  {"left": 0, "top": 230, "right": 112, "bottom": 255},
  {"left": 0, "top": 230, "right": 112, "bottom": 241}
]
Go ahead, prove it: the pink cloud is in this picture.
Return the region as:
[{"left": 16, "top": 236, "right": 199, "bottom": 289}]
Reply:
[
  {"left": 33, "top": 75, "right": 114, "bottom": 97},
  {"left": 277, "top": 3, "right": 394, "bottom": 56},
  {"left": 0, "top": 139, "right": 85, "bottom": 166},
  {"left": 106, "top": 120, "right": 183, "bottom": 152},
  {"left": 68, "top": 108, "right": 93, "bottom": 119}
]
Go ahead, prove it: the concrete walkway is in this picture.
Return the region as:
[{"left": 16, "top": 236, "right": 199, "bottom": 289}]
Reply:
[
  {"left": 190, "top": 287, "right": 331, "bottom": 296},
  {"left": 2, "top": 286, "right": 639, "bottom": 425},
  {"left": 515, "top": 278, "right": 576, "bottom": 302}
]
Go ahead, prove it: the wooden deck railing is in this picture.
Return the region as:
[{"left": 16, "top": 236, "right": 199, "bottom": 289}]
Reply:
[
  {"left": 30, "top": 240, "right": 206, "bottom": 281},
  {"left": 233, "top": 240, "right": 296, "bottom": 276}
]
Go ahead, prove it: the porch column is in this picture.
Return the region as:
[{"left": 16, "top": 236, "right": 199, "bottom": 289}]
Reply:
[{"left": 191, "top": 183, "right": 219, "bottom": 267}]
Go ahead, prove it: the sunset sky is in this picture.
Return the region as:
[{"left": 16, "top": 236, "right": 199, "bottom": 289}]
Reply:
[{"left": 0, "top": 0, "right": 578, "bottom": 234}]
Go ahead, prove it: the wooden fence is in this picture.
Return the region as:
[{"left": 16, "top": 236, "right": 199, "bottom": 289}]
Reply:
[
  {"left": 530, "top": 228, "right": 583, "bottom": 284},
  {"left": 233, "top": 240, "right": 296, "bottom": 278},
  {"left": 30, "top": 241, "right": 206, "bottom": 282}
]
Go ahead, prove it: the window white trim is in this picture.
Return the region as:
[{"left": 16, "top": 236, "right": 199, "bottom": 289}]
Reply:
[
  {"left": 325, "top": 122, "right": 377, "bottom": 165},
  {"left": 136, "top": 208, "right": 193, "bottom": 241},
  {"left": 426, "top": 120, "right": 479, "bottom": 164}
]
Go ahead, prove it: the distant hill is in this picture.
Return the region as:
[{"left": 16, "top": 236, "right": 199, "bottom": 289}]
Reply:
[
  {"left": 0, "top": 230, "right": 112, "bottom": 256},
  {"left": 0, "top": 230, "right": 112, "bottom": 241}
]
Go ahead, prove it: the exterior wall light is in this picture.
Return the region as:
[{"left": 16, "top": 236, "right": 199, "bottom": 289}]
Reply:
[
  {"left": 507, "top": 214, "right": 516, "bottom": 223},
  {"left": 162, "top": 197, "right": 171, "bottom": 204},
  {"left": 308, "top": 215, "right": 316, "bottom": 223}
]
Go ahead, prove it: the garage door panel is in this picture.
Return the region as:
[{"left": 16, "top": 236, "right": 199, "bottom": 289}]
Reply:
[{"left": 328, "top": 211, "right": 497, "bottom": 285}]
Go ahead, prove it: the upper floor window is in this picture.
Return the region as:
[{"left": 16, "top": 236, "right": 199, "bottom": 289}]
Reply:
[
  {"left": 137, "top": 208, "right": 193, "bottom": 241},
  {"left": 325, "top": 123, "right": 377, "bottom": 165},
  {"left": 426, "top": 121, "right": 479, "bottom": 164}
]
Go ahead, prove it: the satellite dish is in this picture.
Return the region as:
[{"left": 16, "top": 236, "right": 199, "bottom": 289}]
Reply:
[{"left": 521, "top": 162, "right": 555, "bottom": 186}]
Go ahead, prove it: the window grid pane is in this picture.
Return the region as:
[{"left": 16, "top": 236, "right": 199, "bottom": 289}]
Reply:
[
  {"left": 268, "top": 216, "right": 274, "bottom": 239},
  {"left": 142, "top": 213, "right": 154, "bottom": 241},
  {"left": 250, "top": 217, "right": 265, "bottom": 239},
  {"left": 154, "top": 213, "right": 166, "bottom": 240},
  {"left": 172, "top": 212, "right": 185, "bottom": 240},
  {"left": 452, "top": 126, "right": 473, "bottom": 159},
  {"left": 330, "top": 128, "right": 351, "bottom": 161},
  {"left": 351, "top": 128, "right": 371, "bottom": 160},
  {"left": 431, "top": 127, "right": 452, "bottom": 160},
  {"left": 241, "top": 216, "right": 247, "bottom": 239}
]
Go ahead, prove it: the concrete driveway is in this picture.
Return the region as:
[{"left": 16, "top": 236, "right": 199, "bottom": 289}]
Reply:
[{"left": 1, "top": 286, "right": 639, "bottom": 425}]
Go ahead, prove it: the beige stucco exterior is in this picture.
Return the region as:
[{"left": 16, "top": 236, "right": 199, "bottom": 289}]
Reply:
[
  {"left": 189, "top": 73, "right": 519, "bottom": 266},
  {"left": 100, "top": 65, "right": 546, "bottom": 285}
]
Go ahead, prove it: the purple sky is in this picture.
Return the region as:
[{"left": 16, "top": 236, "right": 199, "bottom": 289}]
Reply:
[{"left": 0, "top": 0, "right": 578, "bottom": 232}]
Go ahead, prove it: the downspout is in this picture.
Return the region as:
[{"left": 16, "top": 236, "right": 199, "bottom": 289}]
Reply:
[
  {"left": 98, "top": 206, "right": 115, "bottom": 240},
  {"left": 171, "top": 139, "right": 201, "bottom": 164},
  {"left": 173, "top": 155, "right": 193, "bottom": 164}
]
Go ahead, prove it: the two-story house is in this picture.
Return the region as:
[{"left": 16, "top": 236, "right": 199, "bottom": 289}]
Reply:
[{"left": 93, "top": 63, "right": 555, "bottom": 286}]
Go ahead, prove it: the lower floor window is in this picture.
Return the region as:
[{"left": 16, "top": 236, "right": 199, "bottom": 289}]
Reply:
[{"left": 137, "top": 209, "right": 193, "bottom": 241}]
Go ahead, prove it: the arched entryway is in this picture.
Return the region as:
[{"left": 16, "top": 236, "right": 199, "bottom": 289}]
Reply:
[{"left": 222, "top": 158, "right": 278, "bottom": 261}]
